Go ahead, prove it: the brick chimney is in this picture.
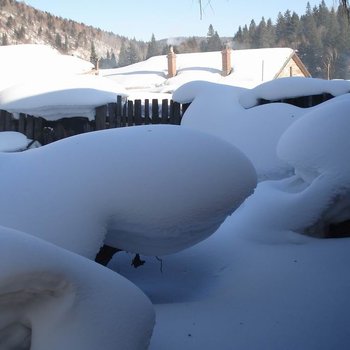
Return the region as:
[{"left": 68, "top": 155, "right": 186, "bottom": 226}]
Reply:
[
  {"left": 167, "top": 46, "right": 176, "bottom": 78},
  {"left": 221, "top": 45, "right": 232, "bottom": 76}
]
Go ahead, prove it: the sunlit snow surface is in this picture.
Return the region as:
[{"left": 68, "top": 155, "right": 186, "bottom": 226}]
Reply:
[
  {"left": 0, "top": 226, "right": 154, "bottom": 350},
  {"left": 0, "top": 45, "right": 350, "bottom": 350},
  {"left": 0, "top": 125, "right": 256, "bottom": 258}
]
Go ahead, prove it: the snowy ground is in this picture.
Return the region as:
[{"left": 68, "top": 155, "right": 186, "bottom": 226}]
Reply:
[{"left": 0, "top": 45, "right": 349, "bottom": 349}]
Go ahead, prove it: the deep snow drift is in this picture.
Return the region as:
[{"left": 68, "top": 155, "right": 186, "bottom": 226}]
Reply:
[
  {"left": 0, "top": 125, "right": 256, "bottom": 258},
  {"left": 0, "top": 225, "right": 154, "bottom": 350},
  {"left": 174, "top": 80, "right": 305, "bottom": 180}
]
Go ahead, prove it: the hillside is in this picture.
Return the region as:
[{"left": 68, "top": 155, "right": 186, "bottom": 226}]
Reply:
[{"left": 0, "top": 0, "right": 148, "bottom": 67}]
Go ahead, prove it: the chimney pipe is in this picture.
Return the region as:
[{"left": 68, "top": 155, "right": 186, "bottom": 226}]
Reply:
[
  {"left": 167, "top": 46, "right": 176, "bottom": 78},
  {"left": 221, "top": 45, "right": 232, "bottom": 76}
]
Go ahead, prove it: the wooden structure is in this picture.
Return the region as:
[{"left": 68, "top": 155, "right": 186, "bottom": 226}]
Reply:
[
  {"left": 275, "top": 51, "right": 311, "bottom": 78},
  {"left": 0, "top": 96, "right": 190, "bottom": 146}
]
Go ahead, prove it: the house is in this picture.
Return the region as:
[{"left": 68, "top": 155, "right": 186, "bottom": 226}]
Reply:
[{"left": 100, "top": 47, "right": 311, "bottom": 96}]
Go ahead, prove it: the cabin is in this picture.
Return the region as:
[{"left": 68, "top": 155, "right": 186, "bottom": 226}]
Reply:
[{"left": 101, "top": 47, "right": 311, "bottom": 92}]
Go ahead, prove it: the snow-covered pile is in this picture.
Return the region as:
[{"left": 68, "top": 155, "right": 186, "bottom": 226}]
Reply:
[
  {"left": 276, "top": 94, "right": 350, "bottom": 235},
  {"left": 0, "top": 44, "right": 127, "bottom": 119},
  {"left": 110, "top": 84, "right": 350, "bottom": 350},
  {"left": 0, "top": 225, "right": 154, "bottom": 350},
  {"left": 0, "top": 131, "right": 34, "bottom": 152},
  {"left": 174, "top": 80, "right": 304, "bottom": 180},
  {"left": 0, "top": 44, "right": 93, "bottom": 91},
  {"left": 0, "top": 74, "right": 127, "bottom": 120},
  {"left": 240, "top": 76, "right": 350, "bottom": 108},
  {"left": 0, "top": 125, "right": 256, "bottom": 258}
]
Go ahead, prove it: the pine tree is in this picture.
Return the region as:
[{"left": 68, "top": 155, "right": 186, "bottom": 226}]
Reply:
[
  {"left": 1, "top": 33, "right": 8, "bottom": 45},
  {"left": 202, "top": 24, "right": 222, "bottom": 51},
  {"left": 55, "top": 33, "right": 62, "bottom": 49},
  {"left": 146, "top": 33, "right": 160, "bottom": 58},
  {"left": 90, "top": 41, "right": 98, "bottom": 65}
]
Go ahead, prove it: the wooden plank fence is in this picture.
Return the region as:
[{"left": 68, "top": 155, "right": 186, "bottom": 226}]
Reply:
[
  {"left": 257, "top": 92, "right": 334, "bottom": 108},
  {"left": 0, "top": 96, "right": 191, "bottom": 146}
]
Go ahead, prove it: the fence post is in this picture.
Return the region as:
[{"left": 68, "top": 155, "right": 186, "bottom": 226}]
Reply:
[
  {"left": 108, "top": 103, "right": 117, "bottom": 129},
  {"left": 18, "top": 113, "right": 26, "bottom": 134},
  {"left": 161, "top": 99, "right": 169, "bottom": 124},
  {"left": 25, "top": 116, "right": 34, "bottom": 139},
  {"left": 95, "top": 105, "right": 107, "bottom": 130},
  {"left": 144, "top": 99, "right": 150, "bottom": 124},
  {"left": 134, "top": 99, "right": 142, "bottom": 125},
  {"left": 116, "top": 95, "right": 122, "bottom": 127},
  {"left": 152, "top": 99, "right": 159, "bottom": 124},
  {"left": 127, "top": 100, "right": 134, "bottom": 126},
  {"left": 172, "top": 102, "right": 181, "bottom": 125}
]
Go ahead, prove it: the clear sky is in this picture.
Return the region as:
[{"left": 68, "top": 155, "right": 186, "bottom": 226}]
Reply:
[{"left": 23, "top": 0, "right": 336, "bottom": 41}]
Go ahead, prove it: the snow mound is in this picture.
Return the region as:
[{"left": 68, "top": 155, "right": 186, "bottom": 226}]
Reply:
[
  {"left": 274, "top": 94, "right": 350, "bottom": 234},
  {"left": 0, "top": 225, "right": 154, "bottom": 350},
  {"left": 0, "top": 125, "right": 256, "bottom": 258},
  {"left": 174, "top": 80, "right": 304, "bottom": 181},
  {"left": 0, "top": 132, "right": 30, "bottom": 152},
  {"left": 0, "top": 74, "right": 127, "bottom": 120},
  {"left": 240, "top": 77, "right": 350, "bottom": 108},
  {"left": 0, "top": 44, "right": 94, "bottom": 91}
]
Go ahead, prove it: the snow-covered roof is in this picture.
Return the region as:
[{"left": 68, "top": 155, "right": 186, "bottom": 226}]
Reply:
[
  {"left": 0, "top": 44, "right": 94, "bottom": 91},
  {"left": 0, "top": 45, "right": 127, "bottom": 119},
  {"left": 101, "top": 48, "right": 298, "bottom": 92}
]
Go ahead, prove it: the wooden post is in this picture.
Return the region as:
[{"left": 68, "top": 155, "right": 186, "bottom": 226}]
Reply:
[
  {"left": 161, "top": 99, "right": 169, "bottom": 124},
  {"left": 121, "top": 100, "right": 127, "bottom": 127},
  {"left": 144, "top": 99, "right": 150, "bottom": 125},
  {"left": 127, "top": 100, "right": 134, "bottom": 126},
  {"left": 0, "top": 110, "right": 6, "bottom": 131},
  {"left": 134, "top": 99, "right": 142, "bottom": 125},
  {"left": 33, "top": 117, "right": 43, "bottom": 142},
  {"left": 172, "top": 102, "right": 181, "bottom": 125},
  {"left": 108, "top": 103, "right": 117, "bottom": 129},
  {"left": 95, "top": 105, "right": 107, "bottom": 130},
  {"left": 25, "top": 116, "right": 34, "bottom": 139},
  {"left": 116, "top": 95, "right": 122, "bottom": 127},
  {"left": 18, "top": 113, "right": 26, "bottom": 134},
  {"left": 152, "top": 99, "right": 159, "bottom": 124}
]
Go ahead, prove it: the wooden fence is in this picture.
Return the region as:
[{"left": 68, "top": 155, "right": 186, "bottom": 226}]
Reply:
[
  {"left": 0, "top": 96, "right": 191, "bottom": 146},
  {"left": 258, "top": 92, "right": 334, "bottom": 108}
]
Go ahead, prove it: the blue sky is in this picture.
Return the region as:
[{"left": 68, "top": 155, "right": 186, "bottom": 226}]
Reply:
[{"left": 24, "top": 0, "right": 336, "bottom": 41}]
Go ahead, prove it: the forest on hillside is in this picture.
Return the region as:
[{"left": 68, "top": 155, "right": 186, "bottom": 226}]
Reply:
[
  {"left": 0, "top": 0, "right": 349, "bottom": 78},
  {"left": 233, "top": 1, "right": 350, "bottom": 79}
]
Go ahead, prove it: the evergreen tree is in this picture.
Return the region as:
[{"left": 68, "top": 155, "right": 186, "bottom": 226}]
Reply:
[
  {"left": 202, "top": 24, "right": 222, "bottom": 51},
  {"left": 90, "top": 41, "right": 98, "bottom": 65},
  {"left": 1, "top": 33, "right": 8, "bottom": 45},
  {"left": 55, "top": 33, "right": 62, "bottom": 49},
  {"left": 146, "top": 33, "right": 160, "bottom": 58}
]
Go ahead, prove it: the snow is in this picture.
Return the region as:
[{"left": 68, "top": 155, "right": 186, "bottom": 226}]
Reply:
[
  {"left": 276, "top": 94, "right": 350, "bottom": 233},
  {"left": 0, "top": 74, "right": 127, "bottom": 120},
  {"left": 0, "top": 44, "right": 127, "bottom": 119},
  {"left": 0, "top": 125, "right": 256, "bottom": 258},
  {"left": 240, "top": 76, "right": 350, "bottom": 108},
  {"left": 0, "top": 44, "right": 94, "bottom": 91},
  {"left": 0, "top": 225, "right": 154, "bottom": 350},
  {"left": 100, "top": 48, "right": 296, "bottom": 94},
  {"left": 0, "top": 44, "right": 350, "bottom": 350},
  {"left": 0, "top": 131, "right": 31, "bottom": 152},
  {"left": 174, "top": 80, "right": 305, "bottom": 180}
]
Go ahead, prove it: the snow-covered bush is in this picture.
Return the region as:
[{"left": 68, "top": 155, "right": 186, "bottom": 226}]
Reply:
[{"left": 0, "top": 124, "right": 256, "bottom": 258}]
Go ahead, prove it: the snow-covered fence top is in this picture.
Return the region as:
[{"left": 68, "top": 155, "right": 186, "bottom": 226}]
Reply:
[{"left": 0, "top": 96, "right": 190, "bottom": 145}]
